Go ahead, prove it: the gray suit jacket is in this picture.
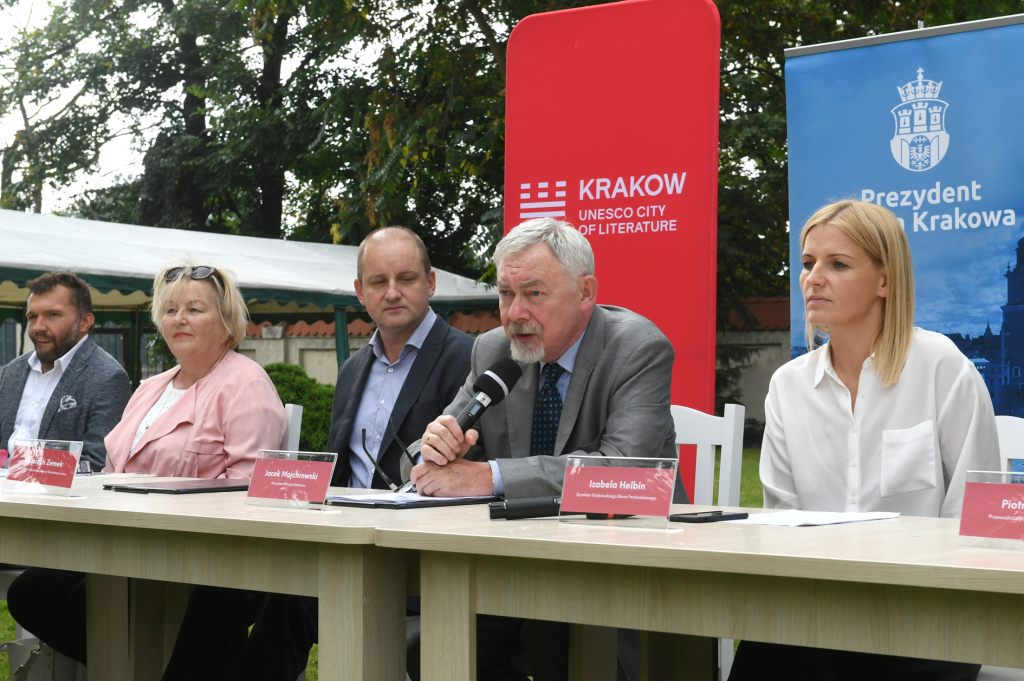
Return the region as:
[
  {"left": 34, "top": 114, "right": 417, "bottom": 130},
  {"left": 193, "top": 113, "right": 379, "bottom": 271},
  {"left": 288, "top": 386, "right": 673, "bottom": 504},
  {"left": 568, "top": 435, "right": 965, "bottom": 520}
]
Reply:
[
  {"left": 0, "top": 336, "right": 132, "bottom": 469},
  {"left": 402, "top": 305, "right": 688, "bottom": 502}
]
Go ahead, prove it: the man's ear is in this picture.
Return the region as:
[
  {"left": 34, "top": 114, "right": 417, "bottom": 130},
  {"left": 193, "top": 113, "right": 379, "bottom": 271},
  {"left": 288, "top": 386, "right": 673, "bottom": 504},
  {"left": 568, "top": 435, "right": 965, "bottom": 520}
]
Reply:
[
  {"left": 354, "top": 278, "right": 365, "bottom": 306},
  {"left": 578, "top": 275, "right": 599, "bottom": 312},
  {"left": 426, "top": 269, "right": 436, "bottom": 297},
  {"left": 79, "top": 312, "right": 95, "bottom": 337}
]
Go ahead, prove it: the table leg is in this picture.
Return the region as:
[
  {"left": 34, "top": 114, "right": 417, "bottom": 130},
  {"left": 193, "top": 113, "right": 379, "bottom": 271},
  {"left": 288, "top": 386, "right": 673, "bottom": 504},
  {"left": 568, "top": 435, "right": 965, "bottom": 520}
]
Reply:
[
  {"left": 640, "top": 631, "right": 716, "bottom": 681},
  {"left": 128, "top": 580, "right": 190, "bottom": 680},
  {"left": 421, "top": 551, "right": 476, "bottom": 681},
  {"left": 129, "top": 579, "right": 164, "bottom": 681},
  {"left": 319, "top": 544, "right": 406, "bottom": 681},
  {"left": 86, "top": 573, "right": 129, "bottom": 681},
  {"left": 568, "top": 624, "right": 617, "bottom": 681}
]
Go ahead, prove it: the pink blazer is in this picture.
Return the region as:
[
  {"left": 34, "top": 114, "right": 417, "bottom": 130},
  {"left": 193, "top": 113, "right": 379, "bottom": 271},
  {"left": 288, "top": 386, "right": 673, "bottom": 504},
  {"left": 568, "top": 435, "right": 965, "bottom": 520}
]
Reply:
[{"left": 104, "top": 351, "right": 286, "bottom": 479}]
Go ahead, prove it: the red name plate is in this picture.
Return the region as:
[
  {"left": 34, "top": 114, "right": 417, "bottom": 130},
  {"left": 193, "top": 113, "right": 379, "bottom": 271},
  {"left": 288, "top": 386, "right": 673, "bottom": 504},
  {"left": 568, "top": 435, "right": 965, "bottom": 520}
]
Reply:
[
  {"left": 561, "top": 465, "right": 675, "bottom": 517},
  {"left": 248, "top": 458, "right": 334, "bottom": 503},
  {"left": 7, "top": 446, "right": 77, "bottom": 488},
  {"left": 960, "top": 482, "right": 1024, "bottom": 541}
]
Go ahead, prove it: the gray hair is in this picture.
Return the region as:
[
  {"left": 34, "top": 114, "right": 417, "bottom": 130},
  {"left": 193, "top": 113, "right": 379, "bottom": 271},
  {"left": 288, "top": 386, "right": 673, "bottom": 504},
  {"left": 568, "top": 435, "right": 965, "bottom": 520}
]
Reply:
[{"left": 493, "top": 218, "right": 595, "bottom": 290}]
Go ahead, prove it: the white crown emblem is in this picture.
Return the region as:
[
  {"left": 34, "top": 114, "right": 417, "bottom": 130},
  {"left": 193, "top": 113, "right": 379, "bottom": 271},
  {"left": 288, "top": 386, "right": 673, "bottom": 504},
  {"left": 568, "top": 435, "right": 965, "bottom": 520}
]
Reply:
[{"left": 890, "top": 68, "right": 949, "bottom": 172}]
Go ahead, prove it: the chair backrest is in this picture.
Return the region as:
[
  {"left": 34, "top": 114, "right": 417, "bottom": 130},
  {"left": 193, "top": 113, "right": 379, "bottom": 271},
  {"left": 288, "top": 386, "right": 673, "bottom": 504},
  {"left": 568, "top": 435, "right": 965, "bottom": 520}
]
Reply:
[
  {"left": 670, "top": 404, "right": 745, "bottom": 506},
  {"left": 994, "top": 415, "right": 1024, "bottom": 472},
  {"left": 281, "top": 404, "right": 304, "bottom": 451}
]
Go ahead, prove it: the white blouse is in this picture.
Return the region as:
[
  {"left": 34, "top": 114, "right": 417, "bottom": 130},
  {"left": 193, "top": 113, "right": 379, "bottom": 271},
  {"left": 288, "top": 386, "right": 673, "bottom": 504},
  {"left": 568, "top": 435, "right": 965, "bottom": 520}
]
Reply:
[
  {"left": 130, "top": 382, "right": 188, "bottom": 454},
  {"left": 761, "top": 328, "right": 999, "bottom": 518}
]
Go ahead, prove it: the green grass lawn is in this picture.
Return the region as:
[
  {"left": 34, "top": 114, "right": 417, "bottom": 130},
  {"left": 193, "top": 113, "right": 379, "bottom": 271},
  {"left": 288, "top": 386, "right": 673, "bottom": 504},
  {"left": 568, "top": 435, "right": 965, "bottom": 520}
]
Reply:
[{"left": 1, "top": 450, "right": 765, "bottom": 679}]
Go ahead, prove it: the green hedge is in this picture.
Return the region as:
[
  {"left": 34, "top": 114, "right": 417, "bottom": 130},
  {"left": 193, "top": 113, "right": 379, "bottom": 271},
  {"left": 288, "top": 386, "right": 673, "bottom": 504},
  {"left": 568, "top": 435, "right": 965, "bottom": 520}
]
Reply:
[{"left": 264, "top": 363, "right": 335, "bottom": 453}]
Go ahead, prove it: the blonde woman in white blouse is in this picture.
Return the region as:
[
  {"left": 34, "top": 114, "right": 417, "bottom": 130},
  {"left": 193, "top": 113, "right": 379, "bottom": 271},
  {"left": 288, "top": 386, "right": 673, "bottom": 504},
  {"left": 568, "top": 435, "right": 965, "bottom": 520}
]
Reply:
[{"left": 729, "top": 200, "right": 997, "bottom": 681}]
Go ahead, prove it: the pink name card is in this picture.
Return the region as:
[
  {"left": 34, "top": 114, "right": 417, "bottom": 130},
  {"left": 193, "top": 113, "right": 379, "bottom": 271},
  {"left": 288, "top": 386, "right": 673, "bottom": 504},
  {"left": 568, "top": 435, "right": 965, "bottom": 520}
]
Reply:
[
  {"left": 561, "top": 465, "right": 675, "bottom": 517},
  {"left": 248, "top": 458, "right": 334, "bottom": 503},
  {"left": 7, "top": 446, "right": 78, "bottom": 489},
  {"left": 960, "top": 481, "right": 1024, "bottom": 541}
]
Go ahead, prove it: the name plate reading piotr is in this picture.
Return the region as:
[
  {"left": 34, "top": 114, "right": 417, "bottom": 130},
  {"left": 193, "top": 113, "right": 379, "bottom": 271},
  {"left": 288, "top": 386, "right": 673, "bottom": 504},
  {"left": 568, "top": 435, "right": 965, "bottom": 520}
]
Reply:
[
  {"left": 247, "top": 450, "right": 337, "bottom": 509},
  {"left": 561, "top": 460, "right": 675, "bottom": 517},
  {"left": 960, "top": 480, "right": 1024, "bottom": 542}
]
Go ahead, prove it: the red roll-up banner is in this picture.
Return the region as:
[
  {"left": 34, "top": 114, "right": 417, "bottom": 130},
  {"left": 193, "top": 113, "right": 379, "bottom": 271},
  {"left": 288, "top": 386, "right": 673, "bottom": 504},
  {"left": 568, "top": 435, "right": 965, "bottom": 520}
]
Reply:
[{"left": 505, "top": 0, "right": 721, "bottom": 499}]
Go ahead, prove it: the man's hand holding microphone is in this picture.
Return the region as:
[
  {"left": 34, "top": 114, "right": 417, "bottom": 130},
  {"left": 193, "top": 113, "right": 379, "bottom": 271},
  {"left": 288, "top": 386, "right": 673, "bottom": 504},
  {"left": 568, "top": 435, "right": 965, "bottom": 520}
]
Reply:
[{"left": 411, "top": 358, "right": 522, "bottom": 497}]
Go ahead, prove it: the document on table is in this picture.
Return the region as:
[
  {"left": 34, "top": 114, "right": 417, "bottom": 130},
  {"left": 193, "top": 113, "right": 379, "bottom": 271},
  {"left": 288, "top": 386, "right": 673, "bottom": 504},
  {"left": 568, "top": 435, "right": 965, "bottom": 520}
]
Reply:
[
  {"left": 725, "top": 510, "right": 900, "bottom": 527},
  {"left": 325, "top": 491, "right": 498, "bottom": 509}
]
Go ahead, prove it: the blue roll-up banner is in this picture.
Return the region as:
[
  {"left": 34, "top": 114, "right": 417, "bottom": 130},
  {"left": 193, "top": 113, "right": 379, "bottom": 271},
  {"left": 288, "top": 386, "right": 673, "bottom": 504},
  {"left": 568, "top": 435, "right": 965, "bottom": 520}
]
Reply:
[{"left": 786, "top": 16, "right": 1024, "bottom": 415}]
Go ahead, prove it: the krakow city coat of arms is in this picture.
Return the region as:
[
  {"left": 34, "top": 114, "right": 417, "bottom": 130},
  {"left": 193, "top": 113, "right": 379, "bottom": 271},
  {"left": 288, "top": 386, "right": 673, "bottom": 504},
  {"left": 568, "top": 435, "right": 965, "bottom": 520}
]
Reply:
[{"left": 890, "top": 68, "right": 949, "bottom": 172}]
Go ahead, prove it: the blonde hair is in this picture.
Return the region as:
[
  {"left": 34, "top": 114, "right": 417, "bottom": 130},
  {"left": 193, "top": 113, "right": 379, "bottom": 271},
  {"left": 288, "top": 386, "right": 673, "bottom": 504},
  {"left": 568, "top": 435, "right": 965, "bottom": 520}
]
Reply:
[
  {"left": 800, "top": 200, "right": 914, "bottom": 387},
  {"left": 152, "top": 257, "right": 248, "bottom": 349}
]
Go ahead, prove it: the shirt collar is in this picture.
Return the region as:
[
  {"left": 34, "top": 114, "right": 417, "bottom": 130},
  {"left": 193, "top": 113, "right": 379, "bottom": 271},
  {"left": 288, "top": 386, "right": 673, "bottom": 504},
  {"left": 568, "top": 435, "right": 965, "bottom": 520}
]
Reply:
[
  {"left": 540, "top": 324, "right": 587, "bottom": 376},
  {"left": 369, "top": 307, "right": 437, "bottom": 363},
  {"left": 813, "top": 341, "right": 875, "bottom": 388},
  {"left": 27, "top": 334, "right": 89, "bottom": 375}
]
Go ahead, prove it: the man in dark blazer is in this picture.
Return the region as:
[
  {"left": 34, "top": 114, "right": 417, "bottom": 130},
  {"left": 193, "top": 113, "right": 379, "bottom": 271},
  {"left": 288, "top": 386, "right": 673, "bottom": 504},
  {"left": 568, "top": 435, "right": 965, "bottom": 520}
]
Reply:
[
  {"left": 0, "top": 272, "right": 130, "bottom": 471},
  {"left": 161, "top": 226, "right": 476, "bottom": 681}
]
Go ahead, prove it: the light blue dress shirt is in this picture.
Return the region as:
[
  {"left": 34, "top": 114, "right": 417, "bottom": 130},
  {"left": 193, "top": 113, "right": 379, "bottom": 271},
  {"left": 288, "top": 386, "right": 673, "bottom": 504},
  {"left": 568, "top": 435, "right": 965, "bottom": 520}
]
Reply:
[
  {"left": 487, "top": 326, "right": 587, "bottom": 496},
  {"left": 348, "top": 308, "right": 437, "bottom": 489}
]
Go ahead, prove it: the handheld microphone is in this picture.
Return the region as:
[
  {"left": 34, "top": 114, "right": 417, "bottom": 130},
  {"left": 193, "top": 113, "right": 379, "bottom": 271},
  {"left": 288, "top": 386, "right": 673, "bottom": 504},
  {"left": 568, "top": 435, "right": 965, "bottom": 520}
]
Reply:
[{"left": 455, "top": 358, "right": 523, "bottom": 433}]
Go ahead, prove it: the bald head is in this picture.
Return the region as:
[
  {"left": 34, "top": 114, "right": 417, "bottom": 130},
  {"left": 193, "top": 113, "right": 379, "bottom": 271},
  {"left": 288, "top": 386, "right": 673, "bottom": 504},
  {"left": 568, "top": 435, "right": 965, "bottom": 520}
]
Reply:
[{"left": 356, "top": 227, "right": 431, "bottom": 283}]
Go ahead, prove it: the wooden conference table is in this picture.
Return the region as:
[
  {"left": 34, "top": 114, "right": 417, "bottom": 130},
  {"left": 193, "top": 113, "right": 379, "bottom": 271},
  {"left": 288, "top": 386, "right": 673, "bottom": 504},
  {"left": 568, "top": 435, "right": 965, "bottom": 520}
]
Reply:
[
  {"left": 3, "top": 476, "right": 1024, "bottom": 681},
  {"left": 0, "top": 475, "right": 409, "bottom": 681}
]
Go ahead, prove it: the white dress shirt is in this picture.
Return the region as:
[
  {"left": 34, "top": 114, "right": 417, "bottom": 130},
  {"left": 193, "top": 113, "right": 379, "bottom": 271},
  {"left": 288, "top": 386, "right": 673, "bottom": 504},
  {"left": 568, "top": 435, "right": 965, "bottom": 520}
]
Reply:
[
  {"left": 7, "top": 334, "right": 89, "bottom": 452},
  {"left": 761, "top": 328, "right": 999, "bottom": 518}
]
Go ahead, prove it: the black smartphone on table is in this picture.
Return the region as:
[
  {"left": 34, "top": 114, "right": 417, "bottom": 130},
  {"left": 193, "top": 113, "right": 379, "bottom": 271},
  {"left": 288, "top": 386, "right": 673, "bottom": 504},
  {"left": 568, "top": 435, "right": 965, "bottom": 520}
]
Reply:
[{"left": 669, "top": 510, "right": 748, "bottom": 523}]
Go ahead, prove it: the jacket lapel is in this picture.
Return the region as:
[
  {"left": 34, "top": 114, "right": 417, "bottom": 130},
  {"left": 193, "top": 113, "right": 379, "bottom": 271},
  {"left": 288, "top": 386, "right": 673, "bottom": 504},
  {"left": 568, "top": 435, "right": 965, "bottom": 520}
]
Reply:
[
  {"left": 38, "top": 337, "right": 98, "bottom": 437},
  {"left": 331, "top": 348, "right": 375, "bottom": 455},
  {"left": 554, "top": 308, "right": 605, "bottom": 457},
  {"left": 0, "top": 359, "right": 31, "bottom": 439},
  {"left": 129, "top": 367, "right": 196, "bottom": 459},
  {"left": 382, "top": 319, "right": 449, "bottom": 457},
  {"left": 507, "top": 361, "right": 538, "bottom": 458}
]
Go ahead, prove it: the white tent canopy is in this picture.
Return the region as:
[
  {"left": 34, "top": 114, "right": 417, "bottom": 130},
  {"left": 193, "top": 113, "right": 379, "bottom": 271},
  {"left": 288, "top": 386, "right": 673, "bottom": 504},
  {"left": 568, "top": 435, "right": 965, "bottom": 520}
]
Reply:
[{"left": 0, "top": 209, "right": 496, "bottom": 311}]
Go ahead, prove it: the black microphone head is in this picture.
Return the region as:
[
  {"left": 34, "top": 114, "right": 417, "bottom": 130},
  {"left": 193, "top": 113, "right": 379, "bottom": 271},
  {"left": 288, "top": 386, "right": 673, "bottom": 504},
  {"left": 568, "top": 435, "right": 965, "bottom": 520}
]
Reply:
[{"left": 472, "top": 357, "right": 524, "bottom": 406}]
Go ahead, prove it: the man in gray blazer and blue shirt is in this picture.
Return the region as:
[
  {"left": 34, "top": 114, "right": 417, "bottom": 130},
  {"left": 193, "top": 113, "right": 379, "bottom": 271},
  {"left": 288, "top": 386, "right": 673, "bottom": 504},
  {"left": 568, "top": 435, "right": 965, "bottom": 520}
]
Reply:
[
  {"left": 0, "top": 272, "right": 131, "bottom": 471},
  {"left": 407, "top": 217, "right": 683, "bottom": 503},
  {"left": 406, "top": 217, "right": 684, "bottom": 681}
]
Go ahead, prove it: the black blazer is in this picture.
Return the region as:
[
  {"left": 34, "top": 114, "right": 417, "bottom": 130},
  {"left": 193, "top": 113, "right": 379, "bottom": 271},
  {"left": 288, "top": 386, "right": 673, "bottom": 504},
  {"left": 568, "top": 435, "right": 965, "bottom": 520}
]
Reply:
[{"left": 327, "top": 316, "right": 473, "bottom": 488}]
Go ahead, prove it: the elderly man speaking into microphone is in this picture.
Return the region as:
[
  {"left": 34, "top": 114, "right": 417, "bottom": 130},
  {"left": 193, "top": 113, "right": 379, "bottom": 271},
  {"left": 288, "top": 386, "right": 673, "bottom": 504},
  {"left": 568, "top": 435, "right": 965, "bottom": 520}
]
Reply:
[{"left": 405, "top": 216, "right": 684, "bottom": 501}]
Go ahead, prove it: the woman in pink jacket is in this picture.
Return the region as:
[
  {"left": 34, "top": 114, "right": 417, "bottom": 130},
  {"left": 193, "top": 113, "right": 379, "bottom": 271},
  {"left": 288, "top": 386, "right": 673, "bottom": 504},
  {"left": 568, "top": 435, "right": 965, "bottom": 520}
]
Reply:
[
  {"left": 104, "top": 260, "right": 286, "bottom": 478},
  {"left": 8, "top": 259, "right": 287, "bottom": 666}
]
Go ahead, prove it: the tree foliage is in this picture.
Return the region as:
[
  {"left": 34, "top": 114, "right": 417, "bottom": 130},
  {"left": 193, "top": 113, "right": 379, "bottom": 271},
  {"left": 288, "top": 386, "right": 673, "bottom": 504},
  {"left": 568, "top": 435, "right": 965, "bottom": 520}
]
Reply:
[{"left": 3, "top": 0, "right": 1024, "bottom": 307}]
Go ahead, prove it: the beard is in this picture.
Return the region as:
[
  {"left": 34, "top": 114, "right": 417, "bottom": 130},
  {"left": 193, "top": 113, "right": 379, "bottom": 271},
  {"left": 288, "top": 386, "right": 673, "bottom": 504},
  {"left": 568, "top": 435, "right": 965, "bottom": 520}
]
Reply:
[
  {"left": 32, "top": 323, "right": 81, "bottom": 365},
  {"left": 506, "top": 321, "right": 546, "bottom": 364}
]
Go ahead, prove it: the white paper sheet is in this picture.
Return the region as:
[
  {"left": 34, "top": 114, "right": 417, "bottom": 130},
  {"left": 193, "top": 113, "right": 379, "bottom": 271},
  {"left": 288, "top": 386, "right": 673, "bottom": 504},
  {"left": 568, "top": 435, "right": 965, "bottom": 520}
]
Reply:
[
  {"left": 327, "top": 491, "right": 494, "bottom": 504},
  {"left": 725, "top": 510, "right": 901, "bottom": 527}
]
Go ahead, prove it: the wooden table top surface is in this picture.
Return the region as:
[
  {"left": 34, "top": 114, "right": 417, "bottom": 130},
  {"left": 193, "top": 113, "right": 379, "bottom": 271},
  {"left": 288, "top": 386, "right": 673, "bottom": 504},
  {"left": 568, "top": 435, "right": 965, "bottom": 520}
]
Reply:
[{"left": 5, "top": 478, "right": 1024, "bottom": 594}]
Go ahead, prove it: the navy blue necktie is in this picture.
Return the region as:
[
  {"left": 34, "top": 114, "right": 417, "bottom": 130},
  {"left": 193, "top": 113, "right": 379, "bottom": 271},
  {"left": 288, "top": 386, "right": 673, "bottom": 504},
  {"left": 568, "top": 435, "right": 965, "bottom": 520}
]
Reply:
[{"left": 532, "top": 363, "right": 565, "bottom": 458}]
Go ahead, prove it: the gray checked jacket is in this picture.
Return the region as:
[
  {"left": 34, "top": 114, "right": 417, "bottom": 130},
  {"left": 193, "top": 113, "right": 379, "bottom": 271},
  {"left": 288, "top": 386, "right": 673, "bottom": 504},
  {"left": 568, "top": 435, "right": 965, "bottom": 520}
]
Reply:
[{"left": 0, "top": 336, "right": 132, "bottom": 469}]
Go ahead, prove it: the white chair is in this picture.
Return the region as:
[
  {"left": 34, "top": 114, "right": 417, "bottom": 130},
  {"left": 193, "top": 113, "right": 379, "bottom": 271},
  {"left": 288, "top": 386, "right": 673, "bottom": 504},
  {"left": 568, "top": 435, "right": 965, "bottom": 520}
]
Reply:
[
  {"left": 670, "top": 403, "right": 745, "bottom": 681},
  {"left": 281, "top": 404, "right": 304, "bottom": 451},
  {"left": 995, "top": 415, "right": 1024, "bottom": 473},
  {"left": 671, "top": 403, "right": 745, "bottom": 507}
]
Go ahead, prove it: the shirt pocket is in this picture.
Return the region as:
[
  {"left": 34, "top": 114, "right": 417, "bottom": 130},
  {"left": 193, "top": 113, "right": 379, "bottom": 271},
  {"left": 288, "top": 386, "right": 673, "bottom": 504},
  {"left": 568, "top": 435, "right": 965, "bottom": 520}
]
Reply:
[
  {"left": 880, "top": 420, "right": 938, "bottom": 497},
  {"left": 182, "top": 439, "right": 225, "bottom": 478}
]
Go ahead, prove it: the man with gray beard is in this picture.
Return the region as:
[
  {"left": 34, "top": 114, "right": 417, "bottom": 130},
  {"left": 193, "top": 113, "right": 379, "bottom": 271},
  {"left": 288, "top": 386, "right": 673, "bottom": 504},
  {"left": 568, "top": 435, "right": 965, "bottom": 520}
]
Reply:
[
  {"left": 404, "top": 217, "right": 684, "bottom": 501},
  {"left": 402, "top": 217, "right": 684, "bottom": 681}
]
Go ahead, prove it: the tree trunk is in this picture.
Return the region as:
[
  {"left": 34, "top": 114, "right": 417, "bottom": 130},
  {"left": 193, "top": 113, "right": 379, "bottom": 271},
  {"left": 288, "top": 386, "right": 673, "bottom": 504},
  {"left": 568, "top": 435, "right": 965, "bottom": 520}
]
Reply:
[{"left": 249, "top": 9, "right": 293, "bottom": 240}]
